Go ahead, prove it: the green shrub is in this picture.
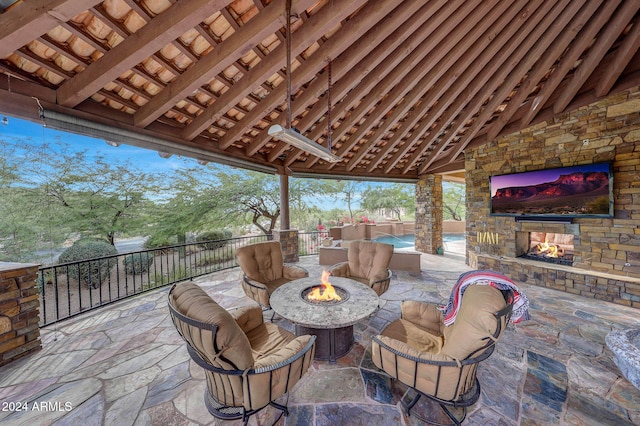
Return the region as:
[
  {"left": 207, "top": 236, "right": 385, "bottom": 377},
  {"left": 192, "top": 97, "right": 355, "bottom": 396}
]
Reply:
[
  {"left": 76, "top": 236, "right": 110, "bottom": 244},
  {"left": 196, "top": 229, "right": 232, "bottom": 250},
  {"left": 58, "top": 240, "right": 118, "bottom": 288},
  {"left": 150, "top": 264, "right": 193, "bottom": 288},
  {"left": 123, "top": 252, "right": 154, "bottom": 274},
  {"left": 144, "top": 234, "right": 176, "bottom": 251},
  {"left": 194, "top": 247, "right": 236, "bottom": 267}
]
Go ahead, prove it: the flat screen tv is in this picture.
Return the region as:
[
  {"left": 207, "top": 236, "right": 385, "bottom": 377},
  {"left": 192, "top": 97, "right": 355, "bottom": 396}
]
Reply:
[{"left": 490, "top": 162, "right": 613, "bottom": 218}]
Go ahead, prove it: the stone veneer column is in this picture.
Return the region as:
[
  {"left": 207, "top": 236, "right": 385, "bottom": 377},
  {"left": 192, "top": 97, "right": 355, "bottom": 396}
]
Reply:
[
  {"left": 415, "top": 174, "right": 443, "bottom": 254},
  {"left": 273, "top": 229, "right": 300, "bottom": 263},
  {"left": 0, "top": 262, "right": 41, "bottom": 366}
]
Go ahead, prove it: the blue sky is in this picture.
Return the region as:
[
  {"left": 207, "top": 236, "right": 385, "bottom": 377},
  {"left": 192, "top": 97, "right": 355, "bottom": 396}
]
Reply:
[
  {"left": 0, "top": 115, "right": 379, "bottom": 211},
  {"left": 0, "top": 115, "right": 199, "bottom": 176},
  {"left": 0, "top": 114, "right": 421, "bottom": 211}
]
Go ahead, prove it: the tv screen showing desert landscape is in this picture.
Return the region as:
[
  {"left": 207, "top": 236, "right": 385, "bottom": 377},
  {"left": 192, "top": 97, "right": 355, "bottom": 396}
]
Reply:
[{"left": 490, "top": 162, "right": 613, "bottom": 217}]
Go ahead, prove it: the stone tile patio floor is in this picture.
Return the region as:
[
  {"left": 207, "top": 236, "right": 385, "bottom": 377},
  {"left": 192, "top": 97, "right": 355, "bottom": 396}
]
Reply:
[{"left": 1, "top": 251, "right": 639, "bottom": 425}]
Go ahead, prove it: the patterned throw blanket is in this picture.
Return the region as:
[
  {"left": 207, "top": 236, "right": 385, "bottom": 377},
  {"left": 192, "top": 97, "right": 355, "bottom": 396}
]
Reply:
[{"left": 441, "top": 270, "right": 531, "bottom": 325}]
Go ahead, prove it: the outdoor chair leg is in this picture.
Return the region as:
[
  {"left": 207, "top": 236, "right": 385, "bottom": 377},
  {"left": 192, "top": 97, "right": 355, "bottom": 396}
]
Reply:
[
  {"left": 261, "top": 306, "right": 276, "bottom": 322},
  {"left": 440, "top": 403, "right": 466, "bottom": 426},
  {"left": 401, "top": 390, "right": 421, "bottom": 417},
  {"left": 269, "top": 400, "right": 289, "bottom": 417},
  {"left": 401, "top": 389, "right": 467, "bottom": 426}
]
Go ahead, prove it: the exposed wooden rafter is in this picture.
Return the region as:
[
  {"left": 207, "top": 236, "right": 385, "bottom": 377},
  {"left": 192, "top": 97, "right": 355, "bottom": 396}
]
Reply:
[{"left": 0, "top": 0, "right": 639, "bottom": 180}]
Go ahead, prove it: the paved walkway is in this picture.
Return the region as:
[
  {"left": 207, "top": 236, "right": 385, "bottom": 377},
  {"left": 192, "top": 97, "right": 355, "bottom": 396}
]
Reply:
[{"left": 1, "top": 252, "right": 639, "bottom": 425}]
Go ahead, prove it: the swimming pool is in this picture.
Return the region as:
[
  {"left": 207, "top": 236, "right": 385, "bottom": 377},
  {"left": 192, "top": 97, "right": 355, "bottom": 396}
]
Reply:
[{"left": 371, "top": 234, "right": 465, "bottom": 249}]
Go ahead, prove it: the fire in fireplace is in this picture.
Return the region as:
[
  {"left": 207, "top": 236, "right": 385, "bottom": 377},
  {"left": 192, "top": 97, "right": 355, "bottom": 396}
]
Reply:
[{"left": 520, "top": 232, "right": 574, "bottom": 266}]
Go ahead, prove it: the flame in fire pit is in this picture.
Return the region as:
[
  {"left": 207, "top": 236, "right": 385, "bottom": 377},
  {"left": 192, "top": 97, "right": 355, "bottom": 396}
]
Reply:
[
  {"left": 536, "top": 238, "right": 564, "bottom": 258},
  {"left": 307, "top": 270, "right": 342, "bottom": 302}
]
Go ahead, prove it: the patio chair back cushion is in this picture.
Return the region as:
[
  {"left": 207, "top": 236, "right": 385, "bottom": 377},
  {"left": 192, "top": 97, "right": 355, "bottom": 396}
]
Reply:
[
  {"left": 236, "top": 241, "right": 285, "bottom": 283},
  {"left": 441, "top": 284, "right": 508, "bottom": 360},
  {"left": 170, "top": 281, "right": 253, "bottom": 370},
  {"left": 347, "top": 240, "right": 393, "bottom": 283}
]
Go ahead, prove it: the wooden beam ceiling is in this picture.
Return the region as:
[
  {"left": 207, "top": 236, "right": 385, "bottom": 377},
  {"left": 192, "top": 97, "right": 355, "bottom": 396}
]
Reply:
[{"left": 1, "top": 0, "right": 639, "bottom": 181}]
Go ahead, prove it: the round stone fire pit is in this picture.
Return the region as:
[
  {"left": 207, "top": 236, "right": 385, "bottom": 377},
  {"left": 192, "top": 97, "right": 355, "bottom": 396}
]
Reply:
[
  {"left": 270, "top": 277, "right": 379, "bottom": 362},
  {"left": 300, "top": 285, "right": 350, "bottom": 305}
]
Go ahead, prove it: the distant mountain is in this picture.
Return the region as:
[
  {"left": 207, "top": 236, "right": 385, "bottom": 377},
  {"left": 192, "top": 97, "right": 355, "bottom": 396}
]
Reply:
[{"left": 493, "top": 171, "right": 609, "bottom": 202}]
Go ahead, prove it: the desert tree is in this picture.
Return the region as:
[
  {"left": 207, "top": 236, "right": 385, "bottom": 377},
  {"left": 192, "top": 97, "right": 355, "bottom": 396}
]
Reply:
[
  {"left": 360, "top": 183, "right": 414, "bottom": 220},
  {"left": 443, "top": 181, "right": 466, "bottom": 221},
  {"left": 38, "top": 144, "right": 161, "bottom": 245}
]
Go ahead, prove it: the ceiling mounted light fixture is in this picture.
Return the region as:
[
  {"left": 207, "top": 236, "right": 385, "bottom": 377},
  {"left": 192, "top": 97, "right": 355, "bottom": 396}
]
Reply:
[
  {"left": 268, "top": 125, "right": 341, "bottom": 162},
  {"left": 268, "top": 0, "right": 341, "bottom": 163}
]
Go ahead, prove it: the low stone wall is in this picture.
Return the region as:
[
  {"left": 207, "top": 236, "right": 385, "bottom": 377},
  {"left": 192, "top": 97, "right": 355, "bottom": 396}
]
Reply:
[
  {"left": 0, "top": 262, "right": 41, "bottom": 366},
  {"left": 443, "top": 220, "right": 466, "bottom": 233},
  {"left": 341, "top": 224, "right": 370, "bottom": 240},
  {"left": 368, "top": 222, "right": 415, "bottom": 239},
  {"left": 333, "top": 221, "right": 416, "bottom": 242},
  {"left": 319, "top": 246, "right": 421, "bottom": 272}
]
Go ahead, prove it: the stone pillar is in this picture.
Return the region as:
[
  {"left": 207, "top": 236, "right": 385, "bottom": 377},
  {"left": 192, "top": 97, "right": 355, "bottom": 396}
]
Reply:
[
  {"left": 273, "top": 229, "right": 300, "bottom": 263},
  {"left": 415, "top": 174, "right": 443, "bottom": 254},
  {"left": 0, "top": 262, "right": 41, "bottom": 366}
]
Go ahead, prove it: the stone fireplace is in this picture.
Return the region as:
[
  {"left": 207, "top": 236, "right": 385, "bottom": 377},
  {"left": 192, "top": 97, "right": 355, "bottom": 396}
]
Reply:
[
  {"left": 462, "top": 85, "right": 640, "bottom": 308},
  {"left": 477, "top": 219, "right": 582, "bottom": 269}
]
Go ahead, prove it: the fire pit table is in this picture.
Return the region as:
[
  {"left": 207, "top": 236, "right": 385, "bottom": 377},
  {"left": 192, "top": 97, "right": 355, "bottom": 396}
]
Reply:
[{"left": 270, "top": 276, "right": 379, "bottom": 363}]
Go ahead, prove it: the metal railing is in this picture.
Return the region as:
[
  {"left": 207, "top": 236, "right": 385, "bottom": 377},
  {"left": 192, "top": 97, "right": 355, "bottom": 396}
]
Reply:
[
  {"left": 37, "top": 235, "right": 269, "bottom": 326},
  {"left": 298, "top": 230, "right": 324, "bottom": 256},
  {"left": 37, "top": 232, "right": 324, "bottom": 326}
]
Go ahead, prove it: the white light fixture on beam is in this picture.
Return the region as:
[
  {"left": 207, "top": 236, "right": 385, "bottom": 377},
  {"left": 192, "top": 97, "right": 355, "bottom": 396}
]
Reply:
[
  {"left": 271, "top": 0, "right": 341, "bottom": 165},
  {"left": 268, "top": 124, "right": 341, "bottom": 163}
]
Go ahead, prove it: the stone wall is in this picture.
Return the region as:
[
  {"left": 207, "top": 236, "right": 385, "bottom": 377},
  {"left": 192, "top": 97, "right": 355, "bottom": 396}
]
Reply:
[
  {"left": 443, "top": 220, "right": 466, "bottom": 233},
  {"left": 0, "top": 262, "right": 41, "bottom": 366},
  {"left": 415, "top": 174, "right": 443, "bottom": 254},
  {"left": 466, "top": 86, "right": 640, "bottom": 307},
  {"left": 336, "top": 221, "right": 415, "bottom": 241},
  {"left": 273, "top": 229, "right": 299, "bottom": 263}
]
